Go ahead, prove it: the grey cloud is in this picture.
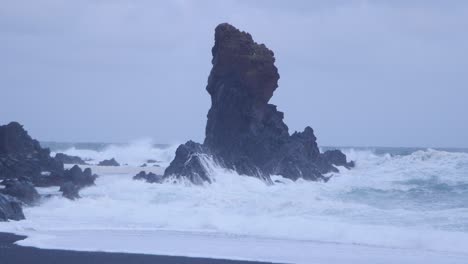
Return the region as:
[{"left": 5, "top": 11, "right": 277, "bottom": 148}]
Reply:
[{"left": 1, "top": 0, "right": 467, "bottom": 147}]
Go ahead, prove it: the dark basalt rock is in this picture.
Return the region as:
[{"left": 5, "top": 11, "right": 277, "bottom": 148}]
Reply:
[
  {"left": 59, "top": 182, "right": 81, "bottom": 200},
  {"left": 54, "top": 153, "right": 87, "bottom": 165},
  {"left": 164, "top": 141, "right": 212, "bottom": 184},
  {"left": 64, "top": 166, "right": 97, "bottom": 187},
  {"left": 321, "top": 150, "right": 355, "bottom": 169},
  {"left": 133, "top": 171, "right": 163, "bottom": 184},
  {"left": 0, "top": 193, "right": 25, "bottom": 221},
  {"left": 0, "top": 122, "right": 100, "bottom": 205},
  {"left": 164, "top": 23, "right": 353, "bottom": 183},
  {"left": 60, "top": 165, "right": 97, "bottom": 200},
  {"left": 146, "top": 159, "right": 158, "bottom": 164},
  {"left": 0, "top": 178, "right": 40, "bottom": 205},
  {"left": 98, "top": 158, "right": 120, "bottom": 166},
  {"left": 0, "top": 122, "right": 64, "bottom": 186}
]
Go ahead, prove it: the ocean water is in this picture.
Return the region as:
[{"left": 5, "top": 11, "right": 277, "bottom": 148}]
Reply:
[{"left": 1, "top": 141, "right": 468, "bottom": 263}]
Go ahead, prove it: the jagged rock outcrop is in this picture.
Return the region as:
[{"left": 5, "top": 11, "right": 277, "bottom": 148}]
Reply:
[
  {"left": 0, "top": 178, "right": 40, "bottom": 205},
  {"left": 64, "top": 166, "right": 96, "bottom": 187},
  {"left": 60, "top": 165, "right": 97, "bottom": 200},
  {"left": 164, "top": 141, "right": 211, "bottom": 184},
  {"left": 164, "top": 23, "right": 353, "bottom": 183},
  {"left": 0, "top": 193, "right": 24, "bottom": 221},
  {"left": 59, "top": 182, "right": 81, "bottom": 200},
  {"left": 0, "top": 122, "right": 64, "bottom": 186},
  {"left": 321, "top": 150, "right": 354, "bottom": 169},
  {"left": 98, "top": 158, "right": 120, "bottom": 166},
  {"left": 0, "top": 122, "right": 98, "bottom": 212},
  {"left": 54, "top": 153, "right": 87, "bottom": 165},
  {"left": 133, "top": 171, "right": 163, "bottom": 184}
]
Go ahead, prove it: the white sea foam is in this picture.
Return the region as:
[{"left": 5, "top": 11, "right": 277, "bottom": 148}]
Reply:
[
  {"left": 1, "top": 143, "right": 468, "bottom": 263},
  {"left": 52, "top": 138, "right": 178, "bottom": 167}
]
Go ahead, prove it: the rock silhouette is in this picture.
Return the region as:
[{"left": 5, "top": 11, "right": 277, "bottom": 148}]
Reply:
[
  {"left": 0, "top": 122, "right": 64, "bottom": 186},
  {"left": 54, "top": 153, "right": 87, "bottom": 165},
  {"left": 98, "top": 158, "right": 120, "bottom": 166},
  {"left": 133, "top": 171, "right": 163, "bottom": 184},
  {"left": 164, "top": 23, "right": 353, "bottom": 183},
  {"left": 0, "top": 178, "right": 40, "bottom": 205},
  {"left": 0, "top": 193, "right": 24, "bottom": 221},
  {"left": 0, "top": 122, "right": 98, "bottom": 218}
]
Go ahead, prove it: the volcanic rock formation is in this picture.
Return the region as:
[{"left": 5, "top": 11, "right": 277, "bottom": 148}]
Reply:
[
  {"left": 0, "top": 122, "right": 98, "bottom": 219},
  {"left": 54, "top": 153, "right": 87, "bottom": 165},
  {"left": 59, "top": 165, "right": 97, "bottom": 199},
  {"left": 164, "top": 23, "right": 353, "bottom": 184},
  {"left": 0, "top": 122, "right": 64, "bottom": 186},
  {"left": 98, "top": 158, "right": 120, "bottom": 166},
  {"left": 0, "top": 193, "right": 24, "bottom": 221},
  {"left": 0, "top": 178, "right": 40, "bottom": 205},
  {"left": 133, "top": 171, "right": 163, "bottom": 184}
]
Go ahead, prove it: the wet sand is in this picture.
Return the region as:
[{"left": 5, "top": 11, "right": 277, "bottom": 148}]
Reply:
[{"left": 0, "top": 232, "right": 278, "bottom": 264}]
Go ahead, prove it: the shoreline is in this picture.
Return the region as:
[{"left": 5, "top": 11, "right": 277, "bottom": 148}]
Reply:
[{"left": 0, "top": 232, "right": 278, "bottom": 264}]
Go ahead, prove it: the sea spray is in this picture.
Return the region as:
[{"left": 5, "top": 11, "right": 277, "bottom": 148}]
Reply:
[
  {"left": 2, "top": 146, "right": 468, "bottom": 255},
  {"left": 53, "top": 139, "right": 178, "bottom": 167}
]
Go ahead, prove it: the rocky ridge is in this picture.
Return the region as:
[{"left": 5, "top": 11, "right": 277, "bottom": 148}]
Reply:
[{"left": 0, "top": 122, "right": 98, "bottom": 221}]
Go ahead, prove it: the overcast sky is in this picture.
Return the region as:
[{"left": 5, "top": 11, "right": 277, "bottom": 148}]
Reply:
[{"left": 1, "top": 0, "right": 467, "bottom": 147}]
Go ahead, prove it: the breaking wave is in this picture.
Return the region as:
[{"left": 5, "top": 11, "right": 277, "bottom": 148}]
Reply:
[
  {"left": 2, "top": 142, "right": 468, "bottom": 255},
  {"left": 51, "top": 138, "right": 178, "bottom": 167}
]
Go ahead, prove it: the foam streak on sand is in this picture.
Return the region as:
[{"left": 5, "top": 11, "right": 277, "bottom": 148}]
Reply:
[
  {"left": 12, "top": 229, "right": 468, "bottom": 264},
  {"left": 1, "top": 143, "right": 468, "bottom": 263}
]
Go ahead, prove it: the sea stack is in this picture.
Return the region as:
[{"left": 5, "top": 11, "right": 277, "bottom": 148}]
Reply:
[{"left": 164, "top": 23, "right": 353, "bottom": 184}]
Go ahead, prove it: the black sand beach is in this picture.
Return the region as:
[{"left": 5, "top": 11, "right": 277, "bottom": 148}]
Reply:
[{"left": 0, "top": 232, "right": 278, "bottom": 264}]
